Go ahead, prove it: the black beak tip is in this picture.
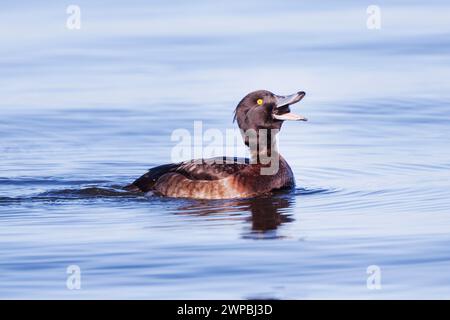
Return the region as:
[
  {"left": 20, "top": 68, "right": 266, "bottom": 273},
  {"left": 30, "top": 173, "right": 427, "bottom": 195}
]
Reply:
[{"left": 298, "top": 91, "right": 306, "bottom": 97}]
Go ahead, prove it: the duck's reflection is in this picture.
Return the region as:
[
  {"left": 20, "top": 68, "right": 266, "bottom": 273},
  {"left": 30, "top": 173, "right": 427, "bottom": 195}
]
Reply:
[
  {"left": 174, "top": 193, "right": 295, "bottom": 239},
  {"left": 245, "top": 196, "right": 294, "bottom": 233}
]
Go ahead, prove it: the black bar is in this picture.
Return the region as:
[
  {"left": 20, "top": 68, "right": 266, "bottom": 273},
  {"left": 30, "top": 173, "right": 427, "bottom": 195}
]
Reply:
[{"left": 0, "top": 300, "right": 445, "bottom": 318}]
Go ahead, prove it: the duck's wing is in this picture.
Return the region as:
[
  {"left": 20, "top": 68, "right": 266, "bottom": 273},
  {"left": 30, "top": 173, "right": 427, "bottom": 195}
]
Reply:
[
  {"left": 125, "top": 157, "right": 250, "bottom": 192},
  {"left": 174, "top": 157, "right": 250, "bottom": 180}
]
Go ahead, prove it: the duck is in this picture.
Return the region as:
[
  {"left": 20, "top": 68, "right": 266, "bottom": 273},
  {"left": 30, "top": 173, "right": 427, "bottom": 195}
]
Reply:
[{"left": 125, "top": 90, "right": 307, "bottom": 199}]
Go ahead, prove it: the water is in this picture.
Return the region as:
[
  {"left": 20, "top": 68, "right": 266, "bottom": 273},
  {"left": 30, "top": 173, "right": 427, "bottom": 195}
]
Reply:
[{"left": 1, "top": 1, "right": 450, "bottom": 299}]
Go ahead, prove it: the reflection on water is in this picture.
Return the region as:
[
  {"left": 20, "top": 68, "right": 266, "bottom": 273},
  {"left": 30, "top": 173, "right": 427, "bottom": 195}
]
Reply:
[
  {"left": 244, "top": 196, "right": 294, "bottom": 236},
  {"left": 175, "top": 193, "right": 296, "bottom": 238}
]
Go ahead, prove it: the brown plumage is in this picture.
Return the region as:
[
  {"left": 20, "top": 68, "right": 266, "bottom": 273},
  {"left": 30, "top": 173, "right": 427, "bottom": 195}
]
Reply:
[{"left": 125, "top": 90, "right": 307, "bottom": 199}]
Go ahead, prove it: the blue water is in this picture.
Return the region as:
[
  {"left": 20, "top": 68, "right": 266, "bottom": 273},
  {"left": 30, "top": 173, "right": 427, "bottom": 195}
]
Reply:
[{"left": 1, "top": 1, "right": 450, "bottom": 299}]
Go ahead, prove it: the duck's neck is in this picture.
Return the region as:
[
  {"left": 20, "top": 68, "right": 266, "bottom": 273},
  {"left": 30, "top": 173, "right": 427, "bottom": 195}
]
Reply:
[{"left": 244, "top": 129, "right": 280, "bottom": 165}]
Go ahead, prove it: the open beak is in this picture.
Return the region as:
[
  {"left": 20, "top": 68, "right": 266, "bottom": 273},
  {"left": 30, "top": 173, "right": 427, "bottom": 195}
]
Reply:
[{"left": 272, "top": 91, "right": 307, "bottom": 121}]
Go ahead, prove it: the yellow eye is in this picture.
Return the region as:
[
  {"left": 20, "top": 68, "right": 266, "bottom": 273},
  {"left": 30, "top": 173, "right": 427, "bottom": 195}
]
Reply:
[{"left": 257, "top": 98, "right": 263, "bottom": 105}]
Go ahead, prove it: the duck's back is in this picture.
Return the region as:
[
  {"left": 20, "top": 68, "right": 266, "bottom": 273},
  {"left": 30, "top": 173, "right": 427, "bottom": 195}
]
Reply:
[{"left": 126, "top": 156, "right": 294, "bottom": 199}]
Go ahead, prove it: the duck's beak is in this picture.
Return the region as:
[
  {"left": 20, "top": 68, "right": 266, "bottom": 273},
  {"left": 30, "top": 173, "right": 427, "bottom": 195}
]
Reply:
[{"left": 273, "top": 91, "right": 307, "bottom": 121}]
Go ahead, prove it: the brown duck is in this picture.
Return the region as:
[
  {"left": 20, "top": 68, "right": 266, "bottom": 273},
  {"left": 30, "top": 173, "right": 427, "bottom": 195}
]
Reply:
[{"left": 125, "top": 90, "right": 307, "bottom": 199}]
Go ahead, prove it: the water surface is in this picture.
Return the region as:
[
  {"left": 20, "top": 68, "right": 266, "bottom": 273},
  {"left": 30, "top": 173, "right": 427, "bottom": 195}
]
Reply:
[{"left": 1, "top": 1, "right": 450, "bottom": 299}]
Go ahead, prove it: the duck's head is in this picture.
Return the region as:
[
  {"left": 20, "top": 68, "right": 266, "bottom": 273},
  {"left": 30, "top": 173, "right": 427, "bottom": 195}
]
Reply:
[{"left": 233, "top": 90, "right": 307, "bottom": 133}]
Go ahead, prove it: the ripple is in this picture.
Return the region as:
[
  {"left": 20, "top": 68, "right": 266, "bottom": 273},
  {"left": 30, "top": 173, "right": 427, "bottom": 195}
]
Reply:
[
  {"left": 0, "top": 186, "right": 147, "bottom": 206},
  {"left": 298, "top": 185, "right": 450, "bottom": 214},
  {"left": 40, "top": 187, "right": 137, "bottom": 198},
  {"left": 0, "top": 177, "right": 110, "bottom": 186},
  {"left": 294, "top": 186, "right": 341, "bottom": 196}
]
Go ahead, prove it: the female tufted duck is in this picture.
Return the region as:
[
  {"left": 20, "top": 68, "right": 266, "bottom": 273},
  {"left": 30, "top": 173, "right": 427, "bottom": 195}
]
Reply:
[{"left": 125, "top": 90, "right": 307, "bottom": 199}]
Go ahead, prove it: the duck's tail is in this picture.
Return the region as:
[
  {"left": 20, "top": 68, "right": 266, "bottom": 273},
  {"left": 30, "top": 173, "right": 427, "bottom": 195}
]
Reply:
[{"left": 124, "top": 163, "right": 181, "bottom": 193}]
